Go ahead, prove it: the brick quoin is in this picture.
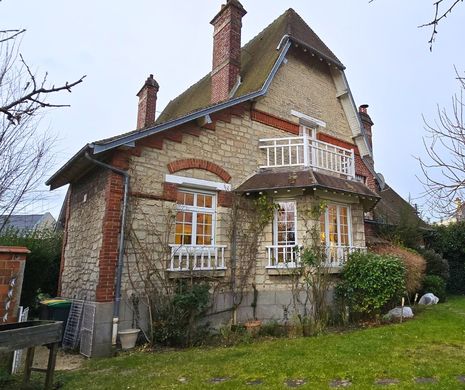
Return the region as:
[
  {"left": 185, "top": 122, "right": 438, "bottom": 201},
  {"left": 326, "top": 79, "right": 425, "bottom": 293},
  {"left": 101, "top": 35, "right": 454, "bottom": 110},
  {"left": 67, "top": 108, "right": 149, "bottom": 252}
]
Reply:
[
  {"left": 0, "top": 246, "right": 29, "bottom": 323},
  {"left": 95, "top": 151, "right": 129, "bottom": 303},
  {"left": 167, "top": 159, "right": 232, "bottom": 183}
]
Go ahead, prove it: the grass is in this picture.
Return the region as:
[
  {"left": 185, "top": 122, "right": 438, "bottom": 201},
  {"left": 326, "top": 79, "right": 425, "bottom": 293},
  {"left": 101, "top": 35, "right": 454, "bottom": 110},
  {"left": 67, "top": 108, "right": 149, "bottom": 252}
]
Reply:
[{"left": 5, "top": 297, "right": 465, "bottom": 389}]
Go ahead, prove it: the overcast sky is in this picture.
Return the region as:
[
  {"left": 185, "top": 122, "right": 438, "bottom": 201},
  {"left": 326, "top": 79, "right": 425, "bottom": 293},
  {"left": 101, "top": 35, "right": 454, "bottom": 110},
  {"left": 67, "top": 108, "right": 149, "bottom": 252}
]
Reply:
[{"left": 3, "top": 0, "right": 464, "bottom": 220}]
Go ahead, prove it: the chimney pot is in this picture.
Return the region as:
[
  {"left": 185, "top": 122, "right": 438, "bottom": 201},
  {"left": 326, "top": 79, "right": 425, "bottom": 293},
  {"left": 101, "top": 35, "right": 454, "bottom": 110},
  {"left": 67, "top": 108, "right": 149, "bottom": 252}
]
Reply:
[{"left": 136, "top": 74, "right": 159, "bottom": 129}]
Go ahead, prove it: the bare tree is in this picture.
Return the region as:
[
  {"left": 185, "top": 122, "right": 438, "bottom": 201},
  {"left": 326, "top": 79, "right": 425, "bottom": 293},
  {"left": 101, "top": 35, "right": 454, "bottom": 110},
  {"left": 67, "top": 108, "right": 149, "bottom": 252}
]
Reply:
[
  {"left": 370, "top": 0, "right": 463, "bottom": 50},
  {"left": 418, "top": 69, "right": 465, "bottom": 218},
  {"left": 419, "top": 0, "right": 464, "bottom": 51},
  {"left": 0, "top": 15, "right": 85, "bottom": 231}
]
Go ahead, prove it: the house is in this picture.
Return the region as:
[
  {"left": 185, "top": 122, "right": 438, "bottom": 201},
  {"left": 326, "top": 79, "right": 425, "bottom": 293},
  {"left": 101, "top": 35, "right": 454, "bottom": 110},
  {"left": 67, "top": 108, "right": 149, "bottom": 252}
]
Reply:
[
  {"left": 0, "top": 212, "right": 56, "bottom": 233},
  {"left": 47, "top": 1, "right": 415, "bottom": 356}
]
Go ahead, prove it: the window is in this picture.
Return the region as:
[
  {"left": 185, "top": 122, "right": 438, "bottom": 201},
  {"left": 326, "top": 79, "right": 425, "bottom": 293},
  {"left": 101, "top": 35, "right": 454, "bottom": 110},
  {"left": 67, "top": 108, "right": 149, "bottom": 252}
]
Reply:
[
  {"left": 320, "top": 204, "right": 352, "bottom": 248},
  {"left": 175, "top": 190, "right": 215, "bottom": 246},
  {"left": 271, "top": 201, "right": 297, "bottom": 266}
]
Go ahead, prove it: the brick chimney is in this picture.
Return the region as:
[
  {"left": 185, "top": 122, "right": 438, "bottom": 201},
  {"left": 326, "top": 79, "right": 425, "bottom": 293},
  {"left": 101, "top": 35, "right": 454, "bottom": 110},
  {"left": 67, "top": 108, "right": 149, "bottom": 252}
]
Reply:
[
  {"left": 136, "top": 74, "right": 159, "bottom": 129},
  {"left": 359, "top": 104, "right": 374, "bottom": 152},
  {"left": 210, "top": 0, "right": 247, "bottom": 104}
]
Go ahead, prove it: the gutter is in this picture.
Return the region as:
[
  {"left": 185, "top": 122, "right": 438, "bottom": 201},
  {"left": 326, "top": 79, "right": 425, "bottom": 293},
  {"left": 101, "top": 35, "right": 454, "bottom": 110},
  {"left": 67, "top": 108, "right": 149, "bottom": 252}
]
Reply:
[{"left": 84, "top": 152, "right": 130, "bottom": 346}]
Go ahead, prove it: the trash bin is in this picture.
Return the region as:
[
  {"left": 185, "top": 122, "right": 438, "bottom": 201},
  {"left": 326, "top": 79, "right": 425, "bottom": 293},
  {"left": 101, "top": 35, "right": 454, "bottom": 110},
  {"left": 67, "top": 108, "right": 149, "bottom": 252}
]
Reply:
[{"left": 39, "top": 298, "right": 72, "bottom": 334}]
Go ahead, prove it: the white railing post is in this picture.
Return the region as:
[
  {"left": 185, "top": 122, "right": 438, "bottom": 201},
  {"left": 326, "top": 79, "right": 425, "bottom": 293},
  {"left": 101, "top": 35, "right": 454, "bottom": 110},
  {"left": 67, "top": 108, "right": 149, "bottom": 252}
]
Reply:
[
  {"left": 350, "top": 149, "right": 355, "bottom": 178},
  {"left": 303, "top": 130, "right": 309, "bottom": 167}
]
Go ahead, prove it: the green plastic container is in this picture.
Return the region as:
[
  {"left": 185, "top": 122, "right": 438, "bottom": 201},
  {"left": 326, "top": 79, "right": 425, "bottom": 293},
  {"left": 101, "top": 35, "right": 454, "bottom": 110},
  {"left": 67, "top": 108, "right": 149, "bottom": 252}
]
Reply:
[{"left": 39, "top": 298, "right": 72, "bottom": 330}]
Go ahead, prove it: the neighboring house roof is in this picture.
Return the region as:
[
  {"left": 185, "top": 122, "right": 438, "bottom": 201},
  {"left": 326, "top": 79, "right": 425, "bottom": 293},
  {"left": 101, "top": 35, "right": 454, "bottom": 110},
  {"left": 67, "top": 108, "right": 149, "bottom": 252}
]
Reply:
[
  {"left": 0, "top": 213, "right": 56, "bottom": 231},
  {"left": 47, "top": 8, "right": 367, "bottom": 190},
  {"left": 369, "top": 184, "right": 428, "bottom": 228}
]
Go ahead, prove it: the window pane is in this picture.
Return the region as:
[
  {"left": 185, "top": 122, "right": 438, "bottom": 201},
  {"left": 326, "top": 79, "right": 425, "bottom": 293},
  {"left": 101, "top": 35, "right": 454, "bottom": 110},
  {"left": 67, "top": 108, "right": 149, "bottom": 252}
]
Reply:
[
  {"left": 197, "top": 194, "right": 205, "bottom": 207},
  {"left": 274, "top": 202, "right": 296, "bottom": 247},
  {"left": 204, "top": 195, "right": 213, "bottom": 208}
]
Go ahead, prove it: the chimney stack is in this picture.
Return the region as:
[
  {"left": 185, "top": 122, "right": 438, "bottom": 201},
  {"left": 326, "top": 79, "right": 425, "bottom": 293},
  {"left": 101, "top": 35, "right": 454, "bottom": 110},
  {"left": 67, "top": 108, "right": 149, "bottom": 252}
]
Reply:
[
  {"left": 136, "top": 74, "right": 159, "bottom": 129},
  {"left": 359, "top": 104, "right": 374, "bottom": 152},
  {"left": 210, "top": 0, "right": 247, "bottom": 104}
]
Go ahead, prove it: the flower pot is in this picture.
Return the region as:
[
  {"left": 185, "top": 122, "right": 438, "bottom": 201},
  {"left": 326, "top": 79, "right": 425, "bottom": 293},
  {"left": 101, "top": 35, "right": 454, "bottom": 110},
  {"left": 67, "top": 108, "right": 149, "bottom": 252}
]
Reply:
[
  {"left": 244, "top": 320, "right": 262, "bottom": 334},
  {"left": 118, "top": 328, "right": 140, "bottom": 350}
]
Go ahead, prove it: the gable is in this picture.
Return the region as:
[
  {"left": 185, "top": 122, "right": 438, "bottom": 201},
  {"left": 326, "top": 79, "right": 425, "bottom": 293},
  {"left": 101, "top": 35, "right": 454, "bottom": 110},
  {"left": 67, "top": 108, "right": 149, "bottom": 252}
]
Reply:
[{"left": 254, "top": 47, "right": 353, "bottom": 143}]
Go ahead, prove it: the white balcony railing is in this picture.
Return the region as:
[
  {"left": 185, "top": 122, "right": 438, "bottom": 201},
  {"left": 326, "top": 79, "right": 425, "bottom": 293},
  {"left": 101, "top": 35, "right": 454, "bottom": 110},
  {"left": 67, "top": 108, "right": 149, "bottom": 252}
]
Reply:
[
  {"left": 259, "top": 132, "right": 356, "bottom": 179},
  {"left": 266, "top": 245, "right": 366, "bottom": 269},
  {"left": 266, "top": 245, "right": 300, "bottom": 269},
  {"left": 169, "top": 245, "right": 226, "bottom": 271}
]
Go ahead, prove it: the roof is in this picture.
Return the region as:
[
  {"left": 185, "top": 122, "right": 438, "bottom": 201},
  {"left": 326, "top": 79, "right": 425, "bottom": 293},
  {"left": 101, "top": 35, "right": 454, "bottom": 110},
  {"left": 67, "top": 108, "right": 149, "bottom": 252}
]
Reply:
[
  {"left": 0, "top": 213, "right": 56, "bottom": 231},
  {"left": 236, "top": 169, "right": 379, "bottom": 210},
  {"left": 371, "top": 184, "right": 428, "bottom": 228},
  {"left": 94, "top": 8, "right": 344, "bottom": 147},
  {"left": 47, "top": 8, "right": 353, "bottom": 190}
]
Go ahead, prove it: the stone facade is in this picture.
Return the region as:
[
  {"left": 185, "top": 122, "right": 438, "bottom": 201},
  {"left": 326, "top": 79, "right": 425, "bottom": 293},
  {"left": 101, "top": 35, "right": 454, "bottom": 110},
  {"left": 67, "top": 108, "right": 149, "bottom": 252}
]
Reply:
[
  {"left": 60, "top": 167, "right": 108, "bottom": 300},
  {"left": 255, "top": 48, "right": 353, "bottom": 143},
  {"left": 58, "top": 45, "right": 374, "bottom": 356}
]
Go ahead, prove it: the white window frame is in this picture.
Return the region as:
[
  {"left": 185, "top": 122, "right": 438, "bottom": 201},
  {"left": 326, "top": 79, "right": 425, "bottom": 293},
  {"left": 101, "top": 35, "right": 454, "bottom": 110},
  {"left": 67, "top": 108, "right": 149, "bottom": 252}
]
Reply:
[
  {"left": 321, "top": 203, "right": 353, "bottom": 247},
  {"left": 175, "top": 188, "right": 217, "bottom": 246},
  {"left": 273, "top": 200, "right": 298, "bottom": 247}
]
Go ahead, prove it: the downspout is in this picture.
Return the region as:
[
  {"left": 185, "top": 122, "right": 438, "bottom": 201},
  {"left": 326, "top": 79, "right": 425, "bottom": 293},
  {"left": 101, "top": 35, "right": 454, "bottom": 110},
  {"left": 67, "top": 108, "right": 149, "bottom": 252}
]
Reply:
[{"left": 85, "top": 152, "right": 130, "bottom": 345}]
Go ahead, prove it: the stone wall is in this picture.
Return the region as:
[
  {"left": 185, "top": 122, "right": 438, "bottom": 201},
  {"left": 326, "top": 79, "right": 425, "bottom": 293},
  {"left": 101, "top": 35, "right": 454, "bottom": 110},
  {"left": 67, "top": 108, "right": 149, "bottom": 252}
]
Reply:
[
  {"left": 60, "top": 167, "right": 108, "bottom": 300},
  {"left": 255, "top": 48, "right": 353, "bottom": 143}
]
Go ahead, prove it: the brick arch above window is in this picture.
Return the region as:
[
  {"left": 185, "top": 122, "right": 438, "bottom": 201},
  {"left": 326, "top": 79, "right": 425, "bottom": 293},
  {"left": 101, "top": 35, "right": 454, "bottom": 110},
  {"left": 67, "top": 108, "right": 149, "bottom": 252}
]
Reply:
[{"left": 167, "top": 159, "right": 232, "bottom": 183}]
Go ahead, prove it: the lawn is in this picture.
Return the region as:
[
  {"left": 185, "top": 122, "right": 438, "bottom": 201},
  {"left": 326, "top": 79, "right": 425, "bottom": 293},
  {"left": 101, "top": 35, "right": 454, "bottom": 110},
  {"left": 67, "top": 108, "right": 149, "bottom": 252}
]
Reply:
[{"left": 6, "top": 297, "right": 465, "bottom": 389}]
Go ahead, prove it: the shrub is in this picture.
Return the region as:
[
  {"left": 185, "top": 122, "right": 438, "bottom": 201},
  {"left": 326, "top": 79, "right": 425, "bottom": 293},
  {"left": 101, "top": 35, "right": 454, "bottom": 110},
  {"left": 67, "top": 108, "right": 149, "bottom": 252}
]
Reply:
[
  {"left": 421, "top": 275, "right": 447, "bottom": 302},
  {"left": 371, "top": 244, "right": 425, "bottom": 295},
  {"left": 152, "top": 281, "right": 210, "bottom": 347},
  {"left": 425, "top": 222, "right": 465, "bottom": 293},
  {"left": 0, "top": 228, "right": 62, "bottom": 310},
  {"left": 418, "top": 248, "right": 449, "bottom": 281},
  {"left": 336, "top": 252, "right": 406, "bottom": 319}
]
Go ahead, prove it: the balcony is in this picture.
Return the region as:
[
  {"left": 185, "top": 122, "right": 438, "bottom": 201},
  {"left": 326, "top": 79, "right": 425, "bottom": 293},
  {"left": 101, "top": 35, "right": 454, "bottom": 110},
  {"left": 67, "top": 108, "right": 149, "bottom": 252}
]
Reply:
[
  {"left": 168, "top": 245, "right": 227, "bottom": 271},
  {"left": 259, "top": 133, "right": 355, "bottom": 179},
  {"left": 266, "top": 245, "right": 366, "bottom": 269}
]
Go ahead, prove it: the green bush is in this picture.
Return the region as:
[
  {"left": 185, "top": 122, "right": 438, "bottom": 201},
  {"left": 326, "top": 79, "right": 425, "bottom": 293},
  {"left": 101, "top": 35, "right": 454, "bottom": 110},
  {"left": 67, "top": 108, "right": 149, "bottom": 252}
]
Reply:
[
  {"left": 421, "top": 275, "right": 447, "bottom": 302},
  {"left": 0, "top": 228, "right": 62, "bottom": 311},
  {"left": 336, "top": 252, "right": 406, "bottom": 319},
  {"left": 152, "top": 282, "right": 211, "bottom": 347},
  {"left": 425, "top": 222, "right": 465, "bottom": 293},
  {"left": 419, "top": 248, "right": 449, "bottom": 282}
]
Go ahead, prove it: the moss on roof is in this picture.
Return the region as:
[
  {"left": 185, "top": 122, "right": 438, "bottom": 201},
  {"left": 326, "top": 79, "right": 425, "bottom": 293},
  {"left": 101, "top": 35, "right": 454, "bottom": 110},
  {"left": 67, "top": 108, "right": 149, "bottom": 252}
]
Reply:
[
  {"left": 155, "top": 8, "right": 342, "bottom": 126},
  {"left": 93, "top": 8, "right": 343, "bottom": 147}
]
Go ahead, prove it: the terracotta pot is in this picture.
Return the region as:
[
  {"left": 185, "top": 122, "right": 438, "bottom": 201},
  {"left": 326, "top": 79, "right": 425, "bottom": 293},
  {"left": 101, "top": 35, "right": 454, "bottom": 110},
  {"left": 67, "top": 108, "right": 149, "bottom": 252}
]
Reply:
[
  {"left": 118, "top": 328, "right": 140, "bottom": 350},
  {"left": 244, "top": 320, "right": 262, "bottom": 333}
]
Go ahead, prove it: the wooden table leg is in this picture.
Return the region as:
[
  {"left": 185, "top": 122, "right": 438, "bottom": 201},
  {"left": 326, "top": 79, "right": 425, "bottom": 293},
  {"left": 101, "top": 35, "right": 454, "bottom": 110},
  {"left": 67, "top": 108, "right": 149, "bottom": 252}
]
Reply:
[
  {"left": 44, "top": 342, "right": 59, "bottom": 390},
  {"left": 23, "top": 346, "right": 35, "bottom": 384}
]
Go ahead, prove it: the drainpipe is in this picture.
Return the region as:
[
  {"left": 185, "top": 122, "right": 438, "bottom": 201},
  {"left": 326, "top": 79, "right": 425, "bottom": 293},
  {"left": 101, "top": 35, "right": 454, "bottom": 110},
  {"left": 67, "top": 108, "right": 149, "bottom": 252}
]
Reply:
[{"left": 85, "top": 152, "right": 130, "bottom": 345}]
